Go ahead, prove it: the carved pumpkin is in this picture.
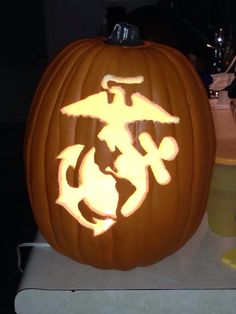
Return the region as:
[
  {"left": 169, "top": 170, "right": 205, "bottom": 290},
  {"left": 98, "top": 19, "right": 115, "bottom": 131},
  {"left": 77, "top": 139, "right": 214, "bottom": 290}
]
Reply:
[{"left": 24, "top": 23, "right": 215, "bottom": 270}]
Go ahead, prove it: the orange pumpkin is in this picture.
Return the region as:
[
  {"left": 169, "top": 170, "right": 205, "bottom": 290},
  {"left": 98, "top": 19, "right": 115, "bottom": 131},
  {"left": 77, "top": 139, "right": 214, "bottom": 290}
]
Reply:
[{"left": 24, "top": 23, "right": 215, "bottom": 270}]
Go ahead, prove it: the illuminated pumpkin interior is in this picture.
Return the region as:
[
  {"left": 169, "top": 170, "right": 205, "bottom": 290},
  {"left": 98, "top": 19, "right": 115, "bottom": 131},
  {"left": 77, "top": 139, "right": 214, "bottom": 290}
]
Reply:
[{"left": 56, "top": 75, "right": 180, "bottom": 236}]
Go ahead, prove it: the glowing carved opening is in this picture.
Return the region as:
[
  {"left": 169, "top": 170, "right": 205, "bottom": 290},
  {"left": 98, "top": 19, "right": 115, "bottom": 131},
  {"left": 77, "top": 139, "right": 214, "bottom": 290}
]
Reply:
[{"left": 56, "top": 74, "right": 180, "bottom": 236}]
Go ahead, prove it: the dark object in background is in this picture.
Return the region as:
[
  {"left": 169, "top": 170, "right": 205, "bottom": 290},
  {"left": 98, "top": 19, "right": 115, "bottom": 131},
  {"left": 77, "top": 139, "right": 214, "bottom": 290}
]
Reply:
[
  {"left": 122, "top": 5, "right": 210, "bottom": 61},
  {"left": 199, "top": 72, "right": 214, "bottom": 98},
  {"left": 106, "top": 6, "right": 126, "bottom": 35},
  {"left": 228, "top": 75, "right": 236, "bottom": 98},
  {"left": 105, "top": 4, "right": 212, "bottom": 95}
]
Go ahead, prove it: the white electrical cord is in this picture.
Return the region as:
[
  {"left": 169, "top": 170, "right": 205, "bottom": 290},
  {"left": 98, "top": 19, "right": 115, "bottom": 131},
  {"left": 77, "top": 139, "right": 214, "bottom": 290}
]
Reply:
[{"left": 16, "top": 242, "right": 51, "bottom": 273}]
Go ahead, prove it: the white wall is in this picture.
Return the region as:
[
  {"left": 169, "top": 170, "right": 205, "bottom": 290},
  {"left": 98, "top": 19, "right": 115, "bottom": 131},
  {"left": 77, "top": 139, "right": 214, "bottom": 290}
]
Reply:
[
  {"left": 104, "top": 0, "right": 157, "bottom": 12},
  {"left": 43, "top": 0, "right": 159, "bottom": 60},
  {"left": 43, "top": 0, "right": 105, "bottom": 60}
]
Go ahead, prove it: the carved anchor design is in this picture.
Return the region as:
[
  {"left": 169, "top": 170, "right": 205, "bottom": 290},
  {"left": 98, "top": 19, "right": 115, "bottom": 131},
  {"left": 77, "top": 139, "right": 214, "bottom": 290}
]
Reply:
[{"left": 56, "top": 75, "right": 180, "bottom": 236}]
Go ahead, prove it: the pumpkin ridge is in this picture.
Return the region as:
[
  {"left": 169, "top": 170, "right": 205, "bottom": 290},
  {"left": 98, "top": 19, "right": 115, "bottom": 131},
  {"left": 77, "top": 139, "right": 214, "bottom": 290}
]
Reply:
[
  {"left": 31, "top": 42, "right": 95, "bottom": 252},
  {"left": 166, "top": 51, "right": 195, "bottom": 248},
  {"left": 27, "top": 55, "right": 74, "bottom": 251},
  {"left": 146, "top": 46, "right": 197, "bottom": 250},
  {"left": 78, "top": 45, "right": 122, "bottom": 265},
  {"left": 136, "top": 48, "right": 159, "bottom": 261},
  {"left": 155, "top": 50, "right": 184, "bottom": 248},
  {"left": 171, "top": 49, "right": 202, "bottom": 246},
  {"left": 60, "top": 43, "right": 108, "bottom": 262},
  {"left": 55, "top": 49, "right": 89, "bottom": 260},
  {"left": 44, "top": 51, "right": 84, "bottom": 253},
  {"left": 95, "top": 44, "right": 134, "bottom": 267},
  {"left": 166, "top": 55, "right": 197, "bottom": 249},
  {"left": 157, "top": 52, "right": 184, "bottom": 249},
  {"left": 169, "top": 54, "right": 212, "bottom": 248},
  {"left": 73, "top": 43, "right": 115, "bottom": 265},
  {"left": 126, "top": 49, "right": 141, "bottom": 267}
]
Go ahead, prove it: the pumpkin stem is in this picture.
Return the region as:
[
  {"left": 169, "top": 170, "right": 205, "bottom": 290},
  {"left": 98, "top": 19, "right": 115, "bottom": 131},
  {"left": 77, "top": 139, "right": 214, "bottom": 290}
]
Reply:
[{"left": 105, "top": 22, "right": 144, "bottom": 46}]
